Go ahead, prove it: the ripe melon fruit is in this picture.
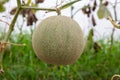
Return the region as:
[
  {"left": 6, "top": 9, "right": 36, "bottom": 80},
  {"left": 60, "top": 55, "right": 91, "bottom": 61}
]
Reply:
[{"left": 32, "top": 16, "right": 85, "bottom": 65}]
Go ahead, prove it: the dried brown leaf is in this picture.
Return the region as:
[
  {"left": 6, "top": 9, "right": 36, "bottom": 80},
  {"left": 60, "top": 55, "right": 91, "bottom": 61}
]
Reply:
[
  {"left": 82, "top": 5, "right": 91, "bottom": 17},
  {"left": 93, "top": 42, "right": 101, "bottom": 52},
  {"left": 92, "top": 0, "right": 97, "bottom": 11},
  {"left": 103, "top": 1, "right": 109, "bottom": 6},
  {"left": 35, "top": 0, "right": 44, "bottom": 4},
  {"left": 0, "top": 68, "right": 4, "bottom": 74},
  {"left": 10, "top": 7, "right": 17, "bottom": 15},
  {"left": 92, "top": 15, "right": 96, "bottom": 26},
  {"left": 0, "top": 42, "right": 5, "bottom": 53},
  {"left": 27, "top": 10, "right": 37, "bottom": 26}
]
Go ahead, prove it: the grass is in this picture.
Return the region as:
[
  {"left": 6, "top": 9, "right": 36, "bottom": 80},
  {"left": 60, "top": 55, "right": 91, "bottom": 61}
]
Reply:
[{"left": 0, "top": 33, "right": 120, "bottom": 80}]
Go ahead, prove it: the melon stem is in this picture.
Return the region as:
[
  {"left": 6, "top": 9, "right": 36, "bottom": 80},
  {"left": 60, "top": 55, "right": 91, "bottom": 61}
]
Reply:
[{"left": 56, "top": 8, "right": 61, "bottom": 15}]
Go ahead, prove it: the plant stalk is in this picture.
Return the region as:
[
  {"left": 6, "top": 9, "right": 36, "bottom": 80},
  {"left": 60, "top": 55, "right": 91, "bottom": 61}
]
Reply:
[
  {"left": 0, "top": 0, "right": 22, "bottom": 73},
  {"left": 4, "top": 8, "right": 21, "bottom": 41},
  {"left": 21, "top": 6, "right": 56, "bottom": 11}
]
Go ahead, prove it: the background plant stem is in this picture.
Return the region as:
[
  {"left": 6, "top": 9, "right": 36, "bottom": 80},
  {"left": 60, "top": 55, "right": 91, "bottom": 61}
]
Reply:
[
  {"left": 111, "top": 0, "right": 117, "bottom": 46},
  {"left": 4, "top": 8, "right": 21, "bottom": 41}
]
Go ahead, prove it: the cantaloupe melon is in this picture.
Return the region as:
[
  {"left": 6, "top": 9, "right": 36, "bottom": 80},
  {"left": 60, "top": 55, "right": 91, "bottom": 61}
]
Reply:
[{"left": 32, "top": 16, "right": 85, "bottom": 65}]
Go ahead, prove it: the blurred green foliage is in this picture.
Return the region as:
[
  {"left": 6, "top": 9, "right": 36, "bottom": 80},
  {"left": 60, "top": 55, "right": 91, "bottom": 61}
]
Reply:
[
  {"left": 0, "top": 0, "right": 9, "bottom": 12},
  {"left": 0, "top": 33, "right": 120, "bottom": 80},
  {"left": 0, "top": 3, "right": 5, "bottom": 12}
]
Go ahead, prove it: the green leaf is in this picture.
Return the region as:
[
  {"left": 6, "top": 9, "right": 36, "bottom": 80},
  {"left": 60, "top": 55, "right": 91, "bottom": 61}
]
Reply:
[
  {"left": 0, "top": 3, "right": 5, "bottom": 12},
  {"left": 97, "top": 4, "right": 112, "bottom": 19},
  {"left": 60, "top": 0, "right": 80, "bottom": 10},
  {"left": 26, "top": 0, "right": 32, "bottom": 6},
  {"left": 0, "top": 0, "right": 9, "bottom": 4},
  {"left": 0, "top": 0, "right": 9, "bottom": 12}
]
